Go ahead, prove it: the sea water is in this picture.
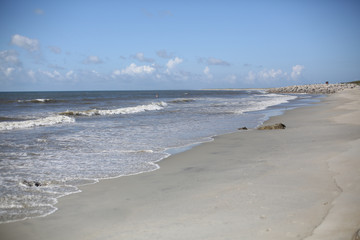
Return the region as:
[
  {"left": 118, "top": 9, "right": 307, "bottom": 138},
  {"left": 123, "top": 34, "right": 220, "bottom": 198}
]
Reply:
[{"left": 0, "top": 90, "right": 319, "bottom": 223}]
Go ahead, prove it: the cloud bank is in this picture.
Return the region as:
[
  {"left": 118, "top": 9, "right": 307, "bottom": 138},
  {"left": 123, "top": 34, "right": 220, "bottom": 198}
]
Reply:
[
  {"left": 246, "top": 65, "right": 305, "bottom": 84},
  {"left": 1, "top": 31, "right": 306, "bottom": 90}
]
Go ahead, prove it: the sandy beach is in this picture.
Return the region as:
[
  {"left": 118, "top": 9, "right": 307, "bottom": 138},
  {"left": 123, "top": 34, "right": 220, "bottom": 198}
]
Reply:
[{"left": 1, "top": 88, "right": 359, "bottom": 240}]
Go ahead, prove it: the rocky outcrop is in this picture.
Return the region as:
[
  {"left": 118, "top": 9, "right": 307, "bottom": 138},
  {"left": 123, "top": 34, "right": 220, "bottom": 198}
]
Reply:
[
  {"left": 267, "top": 83, "right": 359, "bottom": 94},
  {"left": 258, "top": 123, "right": 286, "bottom": 130}
]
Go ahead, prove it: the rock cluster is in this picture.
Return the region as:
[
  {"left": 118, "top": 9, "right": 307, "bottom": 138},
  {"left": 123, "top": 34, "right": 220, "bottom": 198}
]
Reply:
[
  {"left": 258, "top": 123, "right": 286, "bottom": 130},
  {"left": 22, "top": 180, "right": 43, "bottom": 187},
  {"left": 267, "top": 83, "right": 359, "bottom": 94}
]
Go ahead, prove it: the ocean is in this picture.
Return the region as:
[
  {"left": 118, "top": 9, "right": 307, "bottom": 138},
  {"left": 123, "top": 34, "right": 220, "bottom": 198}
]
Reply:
[{"left": 0, "top": 90, "right": 319, "bottom": 223}]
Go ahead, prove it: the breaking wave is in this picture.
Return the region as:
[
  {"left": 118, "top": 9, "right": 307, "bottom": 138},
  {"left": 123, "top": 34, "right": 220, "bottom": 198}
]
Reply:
[
  {"left": 235, "top": 94, "right": 298, "bottom": 114},
  {"left": 0, "top": 115, "right": 75, "bottom": 131},
  {"left": 17, "top": 99, "right": 58, "bottom": 103},
  {"left": 59, "top": 101, "right": 167, "bottom": 117},
  {"left": 0, "top": 102, "right": 167, "bottom": 131}
]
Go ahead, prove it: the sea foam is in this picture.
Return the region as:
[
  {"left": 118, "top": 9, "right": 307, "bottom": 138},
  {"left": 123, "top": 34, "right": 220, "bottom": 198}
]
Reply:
[
  {"left": 0, "top": 115, "right": 75, "bottom": 131},
  {"left": 59, "top": 101, "right": 167, "bottom": 116},
  {"left": 235, "top": 94, "right": 297, "bottom": 114}
]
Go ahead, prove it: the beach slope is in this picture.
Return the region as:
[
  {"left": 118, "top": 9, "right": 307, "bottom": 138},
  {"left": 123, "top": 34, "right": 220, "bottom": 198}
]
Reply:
[{"left": 1, "top": 88, "right": 359, "bottom": 240}]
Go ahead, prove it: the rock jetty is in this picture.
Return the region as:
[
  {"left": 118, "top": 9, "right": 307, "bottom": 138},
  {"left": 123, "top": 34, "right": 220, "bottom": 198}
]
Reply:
[{"left": 267, "top": 83, "right": 359, "bottom": 94}]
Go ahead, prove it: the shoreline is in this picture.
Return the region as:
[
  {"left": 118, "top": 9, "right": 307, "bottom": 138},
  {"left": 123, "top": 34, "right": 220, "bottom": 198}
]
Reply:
[
  {"left": 0, "top": 88, "right": 310, "bottom": 224},
  {"left": 1, "top": 88, "right": 359, "bottom": 239}
]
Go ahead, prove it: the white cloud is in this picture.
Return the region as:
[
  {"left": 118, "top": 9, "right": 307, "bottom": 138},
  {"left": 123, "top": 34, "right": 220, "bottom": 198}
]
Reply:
[
  {"left": 0, "top": 50, "right": 21, "bottom": 65},
  {"left": 28, "top": 70, "right": 36, "bottom": 79},
  {"left": 132, "top": 52, "right": 154, "bottom": 63},
  {"left": 21, "top": 69, "right": 78, "bottom": 82},
  {"left": 48, "top": 46, "right": 62, "bottom": 54},
  {"left": 246, "top": 65, "right": 305, "bottom": 84},
  {"left": 3, "top": 67, "right": 15, "bottom": 77},
  {"left": 83, "top": 56, "right": 103, "bottom": 64},
  {"left": 0, "top": 50, "right": 21, "bottom": 78},
  {"left": 291, "top": 65, "right": 305, "bottom": 79},
  {"left": 11, "top": 34, "right": 39, "bottom": 52},
  {"left": 203, "top": 66, "right": 213, "bottom": 78},
  {"left": 39, "top": 70, "right": 62, "bottom": 79},
  {"left": 66, "top": 70, "right": 75, "bottom": 79},
  {"left": 113, "top": 63, "right": 155, "bottom": 76},
  {"left": 203, "top": 66, "right": 210, "bottom": 75},
  {"left": 53, "top": 71, "right": 61, "bottom": 78},
  {"left": 246, "top": 68, "right": 286, "bottom": 83},
  {"left": 112, "top": 69, "right": 121, "bottom": 77},
  {"left": 91, "top": 70, "right": 100, "bottom": 76},
  {"left": 260, "top": 69, "right": 284, "bottom": 80},
  {"left": 166, "top": 57, "right": 183, "bottom": 70}
]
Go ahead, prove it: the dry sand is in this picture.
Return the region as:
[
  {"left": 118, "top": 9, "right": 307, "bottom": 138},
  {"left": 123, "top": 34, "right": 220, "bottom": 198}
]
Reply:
[{"left": 1, "top": 88, "right": 359, "bottom": 240}]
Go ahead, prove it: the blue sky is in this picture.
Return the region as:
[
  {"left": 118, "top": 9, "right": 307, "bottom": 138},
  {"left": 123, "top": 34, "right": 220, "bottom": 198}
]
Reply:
[{"left": 1, "top": 0, "right": 359, "bottom": 91}]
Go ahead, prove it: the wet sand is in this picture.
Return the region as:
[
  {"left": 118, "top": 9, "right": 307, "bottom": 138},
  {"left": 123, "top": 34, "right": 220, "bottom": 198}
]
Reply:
[{"left": 1, "top": 88, "right": 359, "bottom": 240}]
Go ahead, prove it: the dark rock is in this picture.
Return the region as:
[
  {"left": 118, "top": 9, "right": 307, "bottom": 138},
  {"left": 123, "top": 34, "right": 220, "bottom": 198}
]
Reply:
[
  {"left": 22, "top": 180, "right": 42, "bottom": 187},
  {"left": 22, "top": 180, "right": 33, "bottom": 187},
  {"left": 257, "top": 123, "right": 286, "bottom": 130},
  {"left": 238, "top": 127, "right": 248, "bottom": 130}
]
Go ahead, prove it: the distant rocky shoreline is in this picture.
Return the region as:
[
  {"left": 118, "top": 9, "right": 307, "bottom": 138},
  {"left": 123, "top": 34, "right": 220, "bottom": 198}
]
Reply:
[{"left": 267, "top": 83, "right": 359, "bottom": 94}]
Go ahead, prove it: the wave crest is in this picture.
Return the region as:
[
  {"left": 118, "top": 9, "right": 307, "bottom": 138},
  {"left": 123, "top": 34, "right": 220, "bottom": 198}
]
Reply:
[
  {"left": 17, "top": 99, "right": 58, "bottom": 103},
  {"left": 0, "top": 115, "right": 75, "bottom": 131},
  {"left": 235, "top": 95, "right": 297, "bottom": 114},
  {"left": 59, "top": 102, "right": 167, "bottom": 117}
]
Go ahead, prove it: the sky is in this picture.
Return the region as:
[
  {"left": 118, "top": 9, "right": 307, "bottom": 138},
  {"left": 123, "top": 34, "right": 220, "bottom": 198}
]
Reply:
[{"left": 0, "top": 0, "right": 360, "bottom": 91}]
